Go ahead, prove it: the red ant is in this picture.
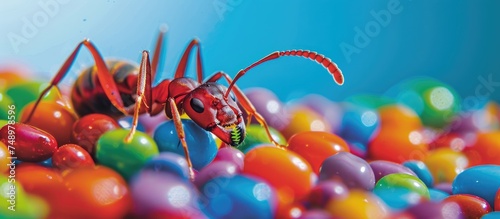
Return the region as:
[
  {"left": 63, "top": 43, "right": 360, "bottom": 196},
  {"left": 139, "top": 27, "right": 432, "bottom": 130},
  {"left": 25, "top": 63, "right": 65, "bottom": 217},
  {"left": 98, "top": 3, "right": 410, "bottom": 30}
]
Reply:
[{"left": 25, "top": 28, "right": 344, "bottom": 179}]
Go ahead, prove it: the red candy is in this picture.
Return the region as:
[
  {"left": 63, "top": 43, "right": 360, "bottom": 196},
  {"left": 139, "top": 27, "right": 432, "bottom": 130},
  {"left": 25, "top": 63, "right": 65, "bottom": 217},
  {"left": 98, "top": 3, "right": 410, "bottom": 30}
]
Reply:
[
  {"left": 443, "top": 194, "right": 491, "bottom": 218},
  {"left": 288, "top": 131, "right": 349, "bottom": 174},
  {"left": 71, "top": 113, "right": 120, "bottom": 156},
  {"left": 20, "top": 100, "right": 78, "bottom": 146},
  {"left": 0, "top": 123, "right": 58, "bottom": 162},
  {"left": 51, "top": 144, "right": 95, "bottom": 171}
]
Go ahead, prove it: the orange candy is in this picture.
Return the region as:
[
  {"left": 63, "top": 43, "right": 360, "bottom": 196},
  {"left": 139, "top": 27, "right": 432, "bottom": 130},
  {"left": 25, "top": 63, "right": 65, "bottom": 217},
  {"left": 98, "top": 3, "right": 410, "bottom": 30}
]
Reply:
[
  {"left": 280, "top": 107, "right": 331, "bottom": 140},
  {"left": 243, "top": 146, "right": 315, "bottom": 205},
  {"left": 287, "top": 131, "right": 349, "bottom": 174},
  {"left": 463, "top": 131, "right": 500, "bottom": 166},
  {"left": 0, "top": 142, "right": 10, "bottom": 174},
  {"left": 20, "top": 100, "right": 78, "bottom": 146},
  {"left": 424, "top": 148, "right": 468, "bottom": 184},
  {"left": 62, "top": 166, "right": 132, "bottom": 219},
  {"left": 368, "top": 128, "right": 428, "bottom": 163},
  {"left": 378, "top": 104, "right": 422, "bottom": 131}
]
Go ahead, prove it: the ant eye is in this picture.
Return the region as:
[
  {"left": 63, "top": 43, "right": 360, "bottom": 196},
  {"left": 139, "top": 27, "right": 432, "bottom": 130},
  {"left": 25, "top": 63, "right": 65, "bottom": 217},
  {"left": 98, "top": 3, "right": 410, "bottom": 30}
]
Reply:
[{"left": 190, "top": 98, "right": 204, "bottom": 113}]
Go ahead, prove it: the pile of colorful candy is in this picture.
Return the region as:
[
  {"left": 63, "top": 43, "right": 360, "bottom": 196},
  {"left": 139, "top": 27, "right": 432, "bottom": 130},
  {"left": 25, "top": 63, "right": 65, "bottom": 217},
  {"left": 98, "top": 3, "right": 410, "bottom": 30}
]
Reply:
[{"left": 1, "top": 65, "right": 500, "bottom": 219}]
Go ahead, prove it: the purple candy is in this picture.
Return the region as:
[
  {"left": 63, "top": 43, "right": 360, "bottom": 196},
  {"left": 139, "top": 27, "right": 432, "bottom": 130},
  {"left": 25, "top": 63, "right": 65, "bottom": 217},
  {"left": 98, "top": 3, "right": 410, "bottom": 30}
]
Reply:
[
  {"left": 370, "top": 160, "right": 417, "bottom": 182},
  {"left": 434, "top": 183, "right": 453, "bottom": 195},
  {"left": 405, "top": 201, "right": 464, "bottom": 219},
  {"left": 213, "top": 146, "right": 245, "bottom": 171},
  {"left": 299, "top": 209, "right": 338, "bottom": 219},
  {"left": 130, "top": 171, "right": 205, "bottom": 218},
  {"left": 308, "top": 180, "right": 349, "bottom": 208},
  {"left": 319, "top": 152, "right": 375, "bottom": 190},
  {"left": 194, "top": 161, "right": 240, "bottom": 188},
  {"left": 241, "top": 88, "right": 290, "bottom": 131}
]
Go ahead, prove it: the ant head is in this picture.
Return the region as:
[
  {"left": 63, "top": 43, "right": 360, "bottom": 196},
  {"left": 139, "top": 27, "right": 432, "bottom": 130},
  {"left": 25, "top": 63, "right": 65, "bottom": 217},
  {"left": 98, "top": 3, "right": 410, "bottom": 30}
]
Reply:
[{"left": 183, "top": 82, "right": 246, "bottom": 146}]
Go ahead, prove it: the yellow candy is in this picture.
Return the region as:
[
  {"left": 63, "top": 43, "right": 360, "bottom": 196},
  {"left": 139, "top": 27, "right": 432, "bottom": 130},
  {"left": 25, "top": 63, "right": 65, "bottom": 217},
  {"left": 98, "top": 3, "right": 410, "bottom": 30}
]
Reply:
[
  {"left": 424, "top": 148, "right": 469, "bottom": 184},
  {"left": 326, "top": 190, "right": 388, "bottom": 219}
]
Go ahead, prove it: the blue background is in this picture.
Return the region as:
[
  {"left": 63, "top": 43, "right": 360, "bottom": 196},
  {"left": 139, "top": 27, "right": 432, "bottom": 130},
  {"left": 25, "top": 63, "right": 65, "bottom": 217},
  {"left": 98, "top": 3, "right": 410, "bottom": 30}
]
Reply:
[{"left": 1, "top": 0, "right": 499, "bottom": 103}]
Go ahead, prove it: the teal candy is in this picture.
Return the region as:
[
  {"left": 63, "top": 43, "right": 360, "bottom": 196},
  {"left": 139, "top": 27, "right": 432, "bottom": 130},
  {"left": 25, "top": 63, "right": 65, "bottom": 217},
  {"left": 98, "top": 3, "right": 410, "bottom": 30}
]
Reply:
[
  {"left": 403, "top": 160, "right": 434, "bottom": 188},
  {"left": 452, "top": 165, "right": 500, "bottom": 207},
  {"left": 153, "top": 119, "right": 217, "bottom": 170},
  {"left": 373, "top": 187, "right": 423, "bottom": 210}
]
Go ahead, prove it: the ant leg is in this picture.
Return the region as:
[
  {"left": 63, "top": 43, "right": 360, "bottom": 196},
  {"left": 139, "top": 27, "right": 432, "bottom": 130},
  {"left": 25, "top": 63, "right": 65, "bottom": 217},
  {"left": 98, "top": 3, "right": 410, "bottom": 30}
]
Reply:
[
  {"left": 24, "top": 39, "right": 128, "bottom": 123},
  {"left": 125, "top": 51, "right": 152, "bottom": 143},
  {"left": 168, "top": 97, "right": 195, "bottom": 180},
  {"left": 151, "top": 25, "right": 167, "bottom": 82},
  {"left": 174, "top": 39, "right": 204, "bottom": 83},
  {"left": 206, "top": 72, "right": 286, "bottom": 148}
]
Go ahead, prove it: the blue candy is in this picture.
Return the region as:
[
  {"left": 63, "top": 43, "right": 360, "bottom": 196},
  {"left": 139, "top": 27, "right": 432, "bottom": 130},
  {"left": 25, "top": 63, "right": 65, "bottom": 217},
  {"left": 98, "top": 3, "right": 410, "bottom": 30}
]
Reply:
[
  {"left": 142, "top": 152, "right": 190, "bottom": 180},
  {"left": 118, "top": 115, "right": 146, "bottom": 132},
  {"left": 403, "top": 160, "right": 434, "bottom": 188},
  {"left": 452, "top": 165, "right": 500, "bottom": 207},
  {"left": 481, "top": 212, "right": 500, "bottom": 219},
  {"left": 200, "top": 175, "right": 277, "bottom": 219},
  {"left": 153, "top": 119, "right": 217, "bottom": 170},
  {"left": 336, "top": 103, "right": 380, "bottom": 145},
  {"left": 373, "top": 187, "right": 423, "bottom": 211},
  {"left": 428, "top": 188, "right": 449, "bottom": 202}
]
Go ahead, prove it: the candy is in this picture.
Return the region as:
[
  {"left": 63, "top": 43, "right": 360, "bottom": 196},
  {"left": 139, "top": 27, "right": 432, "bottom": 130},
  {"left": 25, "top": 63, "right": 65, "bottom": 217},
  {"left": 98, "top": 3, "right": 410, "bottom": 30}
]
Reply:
[
  {"left": 0, "top": 174, "right": 49, "bottom": 219},
  {"left": 288, "top": 131, "right": 349, "bottom": 174},
  {"left": 280, "top": 106, "right": 331, "bottom": 140},
  {"left": 118, "top": 115, "right": 146, "bottom": 132},
  {"left": 463, "top": 131, "right": 500, "bottom": 166},
  {"left": 442, "top": 194, "right": 491, "bottom": 219},
  {"left": 71, "top": 113, "right": 120, "bottom": 156},
  {"left": 130, "top": 171, "right": 204, "bottom": 219},
  {"left": 20, "top": 100, "right": 78, "bottom": 146},
  {"left": 326, "top": 190, "right": 388, "bottom": 219},
  {"left": 429, "top": 188, "right": 449, "bottom": 202},
  {"left": 241, "top": 88, "right": 290, "bottom": 131},
  {"left": 496, "top": 188, "right": 500, "bottom": 211},
  {"left": 345, "top": 94, "right": 395, "bottom": 109},
  {"left": 200, "top": 174, "right": 277, "bottom": 219},
  {"left": 368, "top": 127, "right": 428, "bottom": 163},
  {"left": 194, "top": 161, "right": 239, "bottom": 187},
  {"left": 244, "top": 146, "right": 315, "bottom": 203},
  {"left": 336, "top": 103, "right": 380, "bottom": 145},
  {"left": 297, "top": 94, "right": 343, "bottom": 133},
  {"left": 0, "top": 142, "right": 10, "bottom": 174},
  {"left": 0, "top": 123, "right": 57, "bottom": 162},
  {"left": 0, "top": 91, "right": 14, "bottom": 120},
  {"left": 319, "top": 151, "right": 375, "bottom": 190},
  {"left": 308, "top": 179, "right": 349, "bottom": 208},
  {"left": 450, "top": 100, "right": 498, "bottom": 133},
  {"left": 212, "top": 146, "right": 245, "bottom": 171},
  {"left": 51, "top": 144, "right": 95, "bottom": 171},
  {"left": 154, "top": 119, "right": 217, "bottom": 170},
  {"left": 236, "top": 124, "right": 286, "bottom": 153},
  {"left": 402, "top": 160, "right": 434, "bottom": 188},
  {"left": 373, "top": 187, "right": 423, "bottom": 210},
  {"left": 62, "top": 166, "right": 131, "bottom": 218},
  {"left": 5, "top": 81, "right": 60, "bottom": 116},
  {"left": 378, "top": 104, "right": 422, "bottom": 131},
  {"left": 96, "top": 129, "right": 159, "bottom": 180},
  {"left": 298, "top": 209, "right": 335, "bottom": 219},
  {"left": 452, "top": 165, "right": 500, "bottom": 207},
  {"left": 482, "top": 212, "right": 500, "bottom": 219},
  {"left": 370, "top": 160, "right": 417, "bottom": 182},
  {"left": 404, "top": 201, "right": 463, "bottom": 219},
  {"left": 424, "top": 148, "right": 468, "bottom": 184},
  {"left": 385, "top": 77, "right": 461, "bottom": 129},
  {"left": 374, "top": 173, "right": 430, "bottom": 199},
  {"left": 143, "top": 152, "right": 190, "bottom": 180}
]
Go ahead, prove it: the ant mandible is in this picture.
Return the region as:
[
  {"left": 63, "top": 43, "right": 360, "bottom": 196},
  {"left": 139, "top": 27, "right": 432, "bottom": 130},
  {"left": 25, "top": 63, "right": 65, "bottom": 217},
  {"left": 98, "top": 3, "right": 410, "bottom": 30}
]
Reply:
[{"left": 25, "top": 27, "right": 344, "bottom": 179}]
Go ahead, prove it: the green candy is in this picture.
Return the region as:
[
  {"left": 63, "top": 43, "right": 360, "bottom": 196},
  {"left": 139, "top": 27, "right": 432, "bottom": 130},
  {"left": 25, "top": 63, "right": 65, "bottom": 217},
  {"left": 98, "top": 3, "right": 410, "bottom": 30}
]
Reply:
[
  {"left": 0, "top": 92, "right": 14, "bottom": 121},
  {"left": 236, "top": 124, "right": 286, "bottom": 153},
  {"left": 0, "top": 175, "right": 49, "bottom": 219},
  {"left": 5, "top": 81, "right": 60, "bottom": 121},
  {"left": 386, "top": 77, "right": 461, "bottom": 128},
  {"left": 375, "top": 173, "right": 430, "bottom": 198},
  {"left": 96, "top": 129, "right": 159, "bottom": 180}
]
